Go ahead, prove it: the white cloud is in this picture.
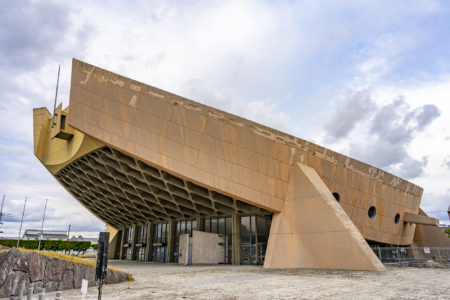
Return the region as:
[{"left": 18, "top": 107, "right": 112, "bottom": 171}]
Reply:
[
  {"left": 321, "top": 77, "right": 450, "bottom": 222},
  {"left": 1, "top": 0, "right": 450, "bottom": 234}
]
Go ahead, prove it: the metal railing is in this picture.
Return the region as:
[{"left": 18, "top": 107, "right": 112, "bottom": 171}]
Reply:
[{"left": 372, "top": 247, "right": 450, "bottom": 268}]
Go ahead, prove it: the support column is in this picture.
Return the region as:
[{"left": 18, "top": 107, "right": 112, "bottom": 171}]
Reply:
[
  {"left": 196, "top": 217, "right": 204, "bottom": 231},
  {"left": 167, "top": 220, "right": 176, "bottom": 263},
  {"left": 145, "top": 222, "right": 153, "bottom": 262},
  {"left": 232, "top": 213, "right": 240, "bottom": 265},
  {"left": 264, "top": 163, "right": 385, "bottom": 271},
  {"left": 119, "top": 227, "right": 126, "bottom": 260},
  {"left": 130, "top": 224, "right": 137, "bottom": 261},
  {"left": 106, "top": 225, "right": 119, "bottom": 260}
]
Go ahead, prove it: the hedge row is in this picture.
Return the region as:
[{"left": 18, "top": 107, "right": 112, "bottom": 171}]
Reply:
[{"left": 0, "top": 239, "right": 92, "bottom": 252}]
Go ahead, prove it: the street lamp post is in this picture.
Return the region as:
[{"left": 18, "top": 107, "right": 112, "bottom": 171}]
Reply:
[
  {"left": 17, "top": 197, "right": 27, "bottom": 248},
  {"left": 38, "top": 199, "right": 48, "bottom": 251}
]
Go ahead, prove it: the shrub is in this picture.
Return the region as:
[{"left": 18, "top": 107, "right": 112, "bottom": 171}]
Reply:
[
  {"left": 0, "top": 239, "right": 91, "bottom": 252},
  {"left": 444, "top": 228, "right": 450, "bottom": 237}
]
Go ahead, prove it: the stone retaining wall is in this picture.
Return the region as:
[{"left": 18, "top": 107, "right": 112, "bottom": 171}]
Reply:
[{"left": 0, "top": 248, "right": 129, "bottom": 298}]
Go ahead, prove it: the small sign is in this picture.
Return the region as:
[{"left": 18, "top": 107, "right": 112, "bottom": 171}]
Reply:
[
  {"left": 423, "top": 247, "right": 430, "bottom": 254},
  {"left": 81, "top": 279, "right": 88, "bottom": 294},
  {"left": 153, "top": 242, "right": 163, "bottom": 247}
]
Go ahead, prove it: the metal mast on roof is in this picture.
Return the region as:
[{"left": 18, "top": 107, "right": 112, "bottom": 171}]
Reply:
[
  {"left": 38, "top": 198, "right": 48, "bottom": 251},
  {"left": 17, "top": 197, "right": 27, "bottom": 248},
  {"left": 0, "top": 194, "right": 5, "bottom": 234},
  {"left": 51, "top": 65, "right": 61, "bottom": 128}
]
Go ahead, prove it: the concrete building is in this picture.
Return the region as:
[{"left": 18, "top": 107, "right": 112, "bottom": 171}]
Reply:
[
  {"left": 22, "top": 229, "right": 67, "bottom": 241},
  {"left": 69, "top": 235, "right": 99, "bottom": 244},
  {"left": 33, "top": 59, "right": 450, "bottom": 271}
]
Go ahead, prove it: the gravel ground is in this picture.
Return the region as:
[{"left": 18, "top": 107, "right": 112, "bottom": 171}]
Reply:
[{"left": 45, "top": 260, "right": 449, "bottom": 300}]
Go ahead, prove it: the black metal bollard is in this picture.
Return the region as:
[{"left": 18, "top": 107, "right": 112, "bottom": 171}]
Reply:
[{"left": 96, "top": 232, "right": 110, "bottom": 300}]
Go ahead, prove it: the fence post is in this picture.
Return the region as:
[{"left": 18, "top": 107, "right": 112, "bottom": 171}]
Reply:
[
  {"left": 436, "top": 247, "right": 442, "bottom": 265},
  {"left": 413, "top": 248, "right": 420, "bottom": 267}
]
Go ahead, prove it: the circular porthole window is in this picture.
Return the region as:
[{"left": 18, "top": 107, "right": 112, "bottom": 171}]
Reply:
[
  {"left": 332, "top": 192, "right": 340, "bottom": 202},
  {"left": 394, "top": 213, "right": 400, "bottom": 224},
  {"left": 368, "top": 206, "right": 376, "bottom": 218}
]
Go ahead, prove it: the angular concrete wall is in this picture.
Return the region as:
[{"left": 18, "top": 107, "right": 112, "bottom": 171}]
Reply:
[
  {"left": 67, "top": 59, "right": 422, "bottom": 246},
  {"left": 191, "top": 231, "right": 222, "bottom": 264},
  {"left": 413, "top": 209, "right": 450, "bottom": 247},
  {"left": 264, "top": 163, "right": 385, "bottom": 271}
]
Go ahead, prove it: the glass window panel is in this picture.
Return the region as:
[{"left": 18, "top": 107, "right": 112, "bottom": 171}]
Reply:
[
  {"left": 218, "top": 218, "right": 225, "bottom": 234},
  {"left": 205, "top": 219, "right": 210, "bottom": 232},
  {"left": 240, "top": 216, "right": 250, "bottom": 236},
  {"left": 164, "top": 223, "right": 168, "bottom": 242},
  {"left": 142, "top": 225, "right": 147, "bottom": 243},
  {"left": 226, "top": 218, "right": 232, "bottom": 249},
  {"left": 181, "top": 221, "right": 186, "bottom": 234},
  {"left": 225, "top": 217, "right": 232, "bottom": 237},
  {"left": 256, "top": 216, "right": 266, "bottom": 236},
  {"left": 175, "top": 223, "right": 180, "bottom": 241},
  {"left": 192, "top": 220, "right": 197, "bottom": 231},
  {"left": 251, "top": 216, "right": 256, "bottom": 235},
  {"left": 211, "top": 218, "right": 218, "bottom": 233},
  {"left": 186, "top": 220, "right": 192, "bottom": 236}
]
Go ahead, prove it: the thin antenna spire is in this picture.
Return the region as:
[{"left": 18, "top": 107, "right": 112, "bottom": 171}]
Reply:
[
  {"left": 52, "top": 65, "right": 61, "bottom": 128},
  {"left": 0, "top": 194, "right": 4, "bottom": 221},
  {"left": 38, "top": 199, "right": 48, "bottom": 251},
  {"left": 0, "top": 194, "right": 5, "bottom": 234},
  {"left": 17, "top": 197, "right": 27, "bottom": 248}
]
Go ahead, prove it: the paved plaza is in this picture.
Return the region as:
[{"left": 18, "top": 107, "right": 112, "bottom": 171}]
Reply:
[{"left": 44, "top": 260, "right": 449, "bottom": 299}]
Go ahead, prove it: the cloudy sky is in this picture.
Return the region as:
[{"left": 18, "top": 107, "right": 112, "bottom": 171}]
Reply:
[{"left": 1, "top": 0, "right": 449, "bottom": 237}]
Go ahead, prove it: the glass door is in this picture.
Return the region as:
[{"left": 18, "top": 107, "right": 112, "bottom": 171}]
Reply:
[
  {"left": 240, "top": 215, "right": 271, "bottom": 265},
  {"left": 173, "top": 219, "right": 197, "bottom": 262},
  {"left": 124, "top": 226, "right": 133, "bottom": 260},
  {"left": 134, "top": 224, "right": 148, "bottom": 261},
  {"left": 151, "top": 223, "right": 168, "bottom": 262}
]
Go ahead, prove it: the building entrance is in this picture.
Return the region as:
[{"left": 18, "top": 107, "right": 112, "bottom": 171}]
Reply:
[
  {"left": 240, "top": 215, "right": 272, "bottom": 265},
  {"left": 174, "top": 219, "right": 197, "bottom": 262},
  {"left": 151, "top": 223, "right": 168, "bottom": 262},
  {"left": 134, "top": 224, "right": 148, "bottom": 261},
  {"left": 124, "top": 227, "right": 133, "bottom": 260}
]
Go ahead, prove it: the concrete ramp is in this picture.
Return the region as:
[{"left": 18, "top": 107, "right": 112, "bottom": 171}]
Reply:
[{"left": 264, "top": 163, "right": 385, "bottom": 271}]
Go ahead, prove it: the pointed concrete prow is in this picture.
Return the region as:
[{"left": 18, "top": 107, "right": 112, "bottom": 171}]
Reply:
[{"left": 264, "top": 162, "right": 385, "bottom": 271}]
